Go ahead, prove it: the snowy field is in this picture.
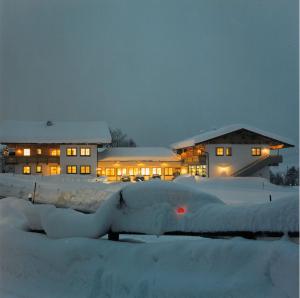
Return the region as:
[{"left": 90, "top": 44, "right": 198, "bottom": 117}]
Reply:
[{"left": 0, "top": 174, "right": 299, "bottom": 297}]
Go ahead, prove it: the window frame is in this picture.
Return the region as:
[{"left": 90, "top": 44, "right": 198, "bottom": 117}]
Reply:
[
  {"left": 36, "top": 165, "right": 42, "bottom": 173},
  {"left": 37, "top": 148, "right": 42, "bottom": 155},
  {"left": 80, "top": 147, "right": 91, "bottom": 156},
  {"left": 251, "top": 147, "right": 261, "bottom": 156},
  {"left": 215, "top": 147, "right": 224, "bottom": 156},
  {"left": 66, "top": 165, "right": 77, "bottom": 174},
  {"left": 80, "top": 165, "right": 91, "bottom": 175},
  {"left": 66, "top": 147, "right": 77, "bottom": 156},
  {"left": 225, "top": 147, "right": 232, "bottom": 156},
  {"left": 23, "top": 148, "right": 31, "bottom": 156},
  {"left": 23, "top": 166, "right": 31, "bottom": 175}
]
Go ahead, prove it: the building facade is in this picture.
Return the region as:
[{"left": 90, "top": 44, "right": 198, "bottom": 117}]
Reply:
[
  {"left": 0, "top": 122, "right": 294, "bottom": 180},
  {"left": 0, "top": 120, "right": 111, "bottom": 177},
  {"left": 170, "top": 124, "right": 294, "bottom": 179},
  {"left": 97, "top": 147, "right": 182, "bottom": 181}
]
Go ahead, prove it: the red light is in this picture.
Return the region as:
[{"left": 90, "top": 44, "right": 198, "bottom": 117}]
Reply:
[{"left": 176, "top": 207, "right": 186, "bottom": 215}]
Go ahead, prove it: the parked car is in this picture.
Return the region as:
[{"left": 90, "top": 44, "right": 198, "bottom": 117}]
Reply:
[
  {"left": 134, "top": 175, "right": 145, "bottom": 182},
  {"left": 121, "top": 175, "right": 131, "bottom": 182},
  {"left": 151, "top": 174, "right": 161, "bottom": 180}
]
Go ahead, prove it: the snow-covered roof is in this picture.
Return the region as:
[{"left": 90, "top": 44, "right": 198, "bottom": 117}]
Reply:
[
  {"left": 170, "top": 124, "right": 294, "bottom": 149},
  {"left": 98, "top": 147, "right": 181, "bottom": 162},
  {"left": 0, "top": 120, "right": 112, "bottom": 144}
]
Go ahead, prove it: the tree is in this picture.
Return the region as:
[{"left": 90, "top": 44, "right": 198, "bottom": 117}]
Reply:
[
  {"left": 285, "top": 166, "right": 299, "bottom": 186},
  {"left": 109, "top": 128, "right": 137, "bottom": 147}
]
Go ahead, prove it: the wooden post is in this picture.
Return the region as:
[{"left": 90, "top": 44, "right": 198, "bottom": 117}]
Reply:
[{"left": 32, "top": 182, "right": 37, "bottom": 204}]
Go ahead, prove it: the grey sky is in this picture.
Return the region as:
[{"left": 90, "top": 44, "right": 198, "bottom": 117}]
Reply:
[{"left": 0, "top": 0, "right": 298, "bottom": 163}]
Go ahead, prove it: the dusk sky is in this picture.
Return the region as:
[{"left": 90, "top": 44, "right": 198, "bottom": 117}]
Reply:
[{"left": 0, "top": 0, "right": 298, "bottom": 163}]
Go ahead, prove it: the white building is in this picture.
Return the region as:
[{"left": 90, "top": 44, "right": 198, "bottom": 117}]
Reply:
[
  {"left": 0, "top": 120, "right": 111, "bottom": 176},
  {"left": 170, "top": 124, "right": 294, "bottom": 179},
  {"left": 0, "top": 121, "right": 294, "bottom": 180}
]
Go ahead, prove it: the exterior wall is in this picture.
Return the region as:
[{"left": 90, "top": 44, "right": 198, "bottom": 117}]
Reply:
[
  {"left": 206, "top": 144, "right": 270, "bottom": 178},
  {"left": 60, "top": 144, "right": 98, "bottom": 176},
  {"left": 14, "top": 163, "right": 60, "bottom": 175},
  {"left": 97, "top": 160, "right": 182, "bottom": 181}
]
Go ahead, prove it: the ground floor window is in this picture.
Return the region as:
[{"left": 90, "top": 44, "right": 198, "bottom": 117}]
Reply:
[
  {"left": 152, "top": 168, "right": 162, "bottom": 175},
  {"left": 67, "top": 165, "right": 77, "bottom": 174},
  {"left": 50, "top": 166, "right": 60, "bottom": 175},
  {"left": 80, "top": 165, "right": 91, "bottom": 174},
  {"left": 117, "top": 168, "right": 127, "bottom": 176},
  {"left": 36, "top": 165, "right": 42, "bottom": 173},
  {"left": 164, "top": 168, "right": 173, "bottom": 176},
  {"left": 141, "top": 168, "right": 150, "bottom": 175},
  {"left": 188, "top": 165, "right": 207, "bottom": 177},
  {"left": 128, "top": 168, "right": 139, "bottom": 175},
  {"left": 105, "top": 168, "right": 115, "bottom": 176},
  {"left": 23, "top": 166, "right": 31, "bottom": 174}
]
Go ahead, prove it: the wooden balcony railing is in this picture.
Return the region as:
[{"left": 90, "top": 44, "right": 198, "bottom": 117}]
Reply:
[{"left": 4, "top": 156, "right": 60, "bottom": 164}]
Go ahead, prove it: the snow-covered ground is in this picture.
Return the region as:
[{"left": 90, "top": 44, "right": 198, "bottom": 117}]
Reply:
[
  {"left": 0, "top": 197, "right": 298, "bottom": 298},
  {"left": 0, "top": 174, "right": 298, "bottom": 297},
  {"left": 174, "top": 175, "right": 298, "bottom": 205}
]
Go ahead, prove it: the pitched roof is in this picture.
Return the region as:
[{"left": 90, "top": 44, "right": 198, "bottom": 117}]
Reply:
[
  {"left": 0, "top": 120, "right": 111, "bottom": 144},
  {"left": 98, "top": 147, "right": 181, "bottom": 162},
  {"left": 170, "top": 124, "right": 294, "bottom": 149}
]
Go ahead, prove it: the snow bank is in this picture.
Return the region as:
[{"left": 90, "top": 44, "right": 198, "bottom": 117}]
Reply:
[
  {"left": 0, "top": 173, "right": 122, "bottom": 211},
  {"left": 0, "top": 224, "right": 298, "bottom": 298},
  {"left": 112, "top": 181, "right": 299, "bottom": 234}
]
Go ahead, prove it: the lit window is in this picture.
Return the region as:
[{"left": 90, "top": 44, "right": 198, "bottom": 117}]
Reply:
[
  {"left": 36, "top": 165, "right": 42, "bottom": 173},
  {"left": 67, "top": 165, "right": 77, "bottom": 174},
  {"left": 37, "top": 148, "right": 42, "bottom": 155},
  {"left": 66, "top": 148, "right": 77, "bottom": 156},
  {"left": 80, "top": 147, "right": 91, "bottom": 156},
  {"left": 225, "top": 147, "right": 232, "bottom": 156},
  {"left": 128, "top": 168, "right": 134, "bottom": 175},
  {"left": 164, "top": 168, "right": 173, "bottom": 176},
  {"left": 216, "top": 147, "right": 224, "bottom": 156},
  {"left": 105, "top": 168, "right": 115, "bottom": 176},
  {"left": 117, "top": 168, "right": 127, "bottom": 176},
  {"left": 80, "top": 165, "right": 91, "bottom": 174},
  {"left": 141, "top": 168, "right": 150, "bottom": 175},
  {"left": 23, "top": 166, "right": 31, "bottom": 174},
  {"left": 50, "top": 149, "right": 60, "bottom": 156},
  {"left": 152, "top": 168, "right": 162, "bottom": 175},
  {"left": 24, "top": 148, "right": 31, "bottom": 156},
  {"left": 251, "top": 147, "right": 261, "bottom": 156}
]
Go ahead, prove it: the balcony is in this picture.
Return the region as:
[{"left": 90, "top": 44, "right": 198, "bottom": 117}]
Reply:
[{"left": 4, "top": 155, "right": 60, "bottom": 164}]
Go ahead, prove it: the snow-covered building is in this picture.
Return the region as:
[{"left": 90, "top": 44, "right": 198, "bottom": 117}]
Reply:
[
  {"left": 0, "top": 121, "right": 294, "bottom": 180},
  {"left": 0, "top": 120, "right": 111, "bottom": 176},
  {"left": 97, "top": 147, "right": 182, "bottom": 181},
  {"left": 170, "top": 124, "right": 294, "bottom": 179}
]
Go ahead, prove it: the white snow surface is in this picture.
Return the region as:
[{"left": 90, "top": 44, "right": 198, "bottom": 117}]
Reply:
[
  {"left": 0, "top": 177, "right": 299, "bottom": 297},
  {"left": 0, "top": 174, "right": 122, "bottom": 212},
  {"left": 98, "top": 147, "right": 181, "bottom": 161},
  {"left": 170, "top": 123, "right": 294, "bottom": 149},
  {"left": 0, "top": 196, "right": 298, "bottom": 298},
  {"left": 0, "top": 120, "right": 111, "bottom": 144},
  {"left": 1, "top": 180, "right": 298, "bottom": 240},
  {"left": 174, "top": 175, "right": 299, "bottom": 205}
]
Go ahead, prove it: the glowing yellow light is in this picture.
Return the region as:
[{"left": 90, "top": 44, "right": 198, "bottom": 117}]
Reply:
[
  {"left": 217, "top": 165, "right": 230, "bottom": 176},
  {"left": 262, "top": 148, "right": 270, "bottom": 155},
  {"left": 181, "top": 168, "right": 188, "bottom": 174},
  {"left": 161, "top": 163, "right": 168, "bottom": 167}
]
